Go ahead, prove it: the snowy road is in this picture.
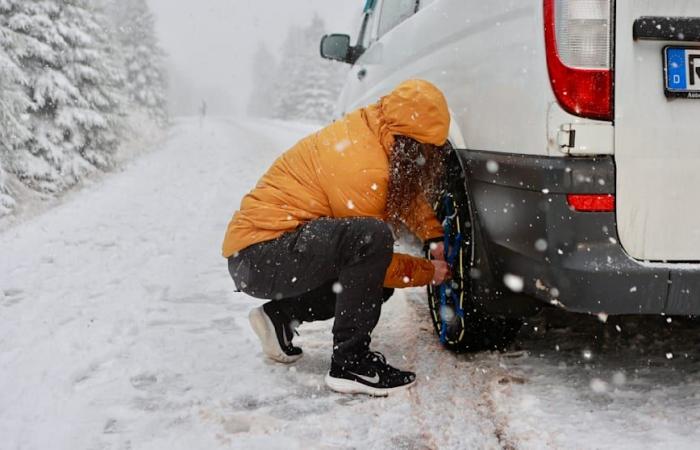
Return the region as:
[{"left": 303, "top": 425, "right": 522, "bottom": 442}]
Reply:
[{"left": 2, "top": 118, "right": 700, "bottom": 450}]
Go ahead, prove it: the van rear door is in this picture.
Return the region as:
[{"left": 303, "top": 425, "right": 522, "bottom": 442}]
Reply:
[{"left": 615, "top": 1, "right": 700, "bottom": 261}]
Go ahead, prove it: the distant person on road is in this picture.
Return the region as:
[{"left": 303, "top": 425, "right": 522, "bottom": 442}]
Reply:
[
  {"left": 199, "top": 100, "right": 207, "bottom": 124},
  {"left": 222, "top": 79, "right": 452, "bottom": 396}
]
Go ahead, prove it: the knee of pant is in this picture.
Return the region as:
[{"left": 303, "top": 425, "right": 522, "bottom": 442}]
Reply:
[{"left": 352, "top": 218, "right": 394, "bottom": 253}]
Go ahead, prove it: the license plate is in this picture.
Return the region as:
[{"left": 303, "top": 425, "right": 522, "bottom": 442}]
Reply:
[{"left": 664, "top": 46, "right": 700, "bottom": 98}]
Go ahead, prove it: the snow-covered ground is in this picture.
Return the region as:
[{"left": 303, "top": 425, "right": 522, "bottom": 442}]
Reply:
[{"left": 2, "top": 117, "right": 700, "bottom": 449}]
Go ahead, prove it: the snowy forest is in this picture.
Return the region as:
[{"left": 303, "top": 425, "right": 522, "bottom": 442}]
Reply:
[
  {"left": 0, "top": 0, "right": 167, "bottom": 216},
  {"left": 248, "top": 15, "right": 348, "bottom": 123}
]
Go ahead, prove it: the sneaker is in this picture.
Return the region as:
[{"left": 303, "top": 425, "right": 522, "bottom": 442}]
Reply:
[
  {"left": 324, "top": 351, "right": 416, "bottom": 396},
  {"left": 248, "top": 305, "right": 302, "bottom": 363}
]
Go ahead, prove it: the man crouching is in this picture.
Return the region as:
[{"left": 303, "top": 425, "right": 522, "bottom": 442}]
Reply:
[{"left": 222, "top": 79, "right": 452, "bottom": 396}]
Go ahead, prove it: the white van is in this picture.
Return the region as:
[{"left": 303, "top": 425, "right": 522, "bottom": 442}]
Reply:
[{"left": 321, "top": 0, "right": 700, "bottom": 351}]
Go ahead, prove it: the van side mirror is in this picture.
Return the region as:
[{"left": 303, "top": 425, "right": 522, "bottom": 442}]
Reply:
[{"left": 320, "top": 34, "right": 360, "bottom": 64}]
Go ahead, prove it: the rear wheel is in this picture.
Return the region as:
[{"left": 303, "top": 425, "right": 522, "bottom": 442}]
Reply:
[{"left": 426, "top": 158, "right": 522, "bottom": 352}]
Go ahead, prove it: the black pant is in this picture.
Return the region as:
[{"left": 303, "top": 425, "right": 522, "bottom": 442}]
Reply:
[{"left": 228, "top": 217, "right": 394, "bottom": 364}]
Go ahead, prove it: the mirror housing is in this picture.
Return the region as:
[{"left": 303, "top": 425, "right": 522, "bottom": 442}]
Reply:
[{"left": 320, "top": 34, "right": 361, "bottom": 64}]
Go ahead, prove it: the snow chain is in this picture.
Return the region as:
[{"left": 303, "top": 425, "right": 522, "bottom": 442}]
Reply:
[{"left": 438, "top": 194, "right": 465, "bottom": 344}]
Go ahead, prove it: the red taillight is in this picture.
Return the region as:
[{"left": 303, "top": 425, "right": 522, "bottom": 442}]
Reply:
[
  {"left": 567, "top": 194, "right": 615, "bottom": 212},
  {"left": 544, "top": 0, "right": 614, "bottom": 121}
]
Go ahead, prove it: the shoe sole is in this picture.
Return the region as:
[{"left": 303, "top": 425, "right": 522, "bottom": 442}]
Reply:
[
  {"left": 248, "top": 307, "right": 302, "bottom": 364},
  {"left": 324, "top": 374, "right": 416, "bottom": 397}
]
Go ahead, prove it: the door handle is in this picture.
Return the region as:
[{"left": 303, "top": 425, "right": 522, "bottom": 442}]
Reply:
[
  {"left": 357, "top": 68, "right": 367, "bottom": 80},
  {"left": 634, "top": 17, "right": 700, "bottom": 42}
]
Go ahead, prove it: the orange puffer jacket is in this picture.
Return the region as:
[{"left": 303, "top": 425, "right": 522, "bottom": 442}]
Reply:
[{"left": 222, "top": 79, "right": 450, "bottom": 288}]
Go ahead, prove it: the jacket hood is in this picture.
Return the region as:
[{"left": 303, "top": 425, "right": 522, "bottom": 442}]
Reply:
[{"left": 369, "top": 79, "right": 450, "bottom": 154}]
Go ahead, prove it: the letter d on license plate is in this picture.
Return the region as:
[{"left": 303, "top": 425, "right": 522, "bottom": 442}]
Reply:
[{"left": 665, "top": 46, "right": 700, "bottom": 98}]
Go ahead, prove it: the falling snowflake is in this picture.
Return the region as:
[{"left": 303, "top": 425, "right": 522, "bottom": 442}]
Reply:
[
  {"left": 503, "top": 273, "right": 524, "bottom": 292},
  {"left": 440, "top": 305, "right": 455, "bottom": 322},
  {"left": 347, "top": 200, "right": 355, "bottom": 210},
  {"left": 335, "top": 140, "right": 351, "bottom": 152},
  {"left": 332, "top": 282, "right": 343, "bottom": 294},
  {"left": 612, "top": 371, "right": 626, "bottom": 386},
  {"left": 486, "top": 160, "right": 499, "bottom": 174},
  {"left": 535, "top": 239, "right": 548, "bottom": 252},
  {"left": 590, "top": 378, "right": 608, "bottom": 394}
]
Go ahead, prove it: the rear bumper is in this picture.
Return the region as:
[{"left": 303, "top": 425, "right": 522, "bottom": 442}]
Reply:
[{"left": 457, "top": 149, "right": 700, "bottom": 316}]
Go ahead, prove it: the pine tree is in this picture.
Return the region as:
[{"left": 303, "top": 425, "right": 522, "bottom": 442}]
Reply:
[
  {"left": 272, "top": 24, "right": 306, "bottom": 120},
  {"left": 0, "top": 0, "right": 71, "bottom": 192},
  {"left": 294, "top": 15, "right": 347, "bottom": 122},
  {"left": 57, "top": 0, "right": 125, "bottom": 169},
  {"left": 270, "top": 15, "right": 348, "bottom": 123},
  {"left": 247, "top": 43, "right": 277, "bottom": 118},
  {"left": 0, "top": 0, "right": 127, "bottom": 195},
  {"left": 0, "top": 21, "right": 32, "bottom": 211},
  {"left": 103, "top": 0, "right": 168, "bottom": 125}
]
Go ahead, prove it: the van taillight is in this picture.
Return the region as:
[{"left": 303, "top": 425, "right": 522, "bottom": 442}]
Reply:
[
  {"left": 567, "top": 194, "right": 615, "bottom": 212},
  {"left": 544, "top": 0, "right": 614, "bottom": 121}
]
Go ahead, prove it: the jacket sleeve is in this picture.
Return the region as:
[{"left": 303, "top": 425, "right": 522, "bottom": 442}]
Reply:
[
  {"left": 402, "top": 194, "right": 444, "bottom": 242},
  {"left": 383, "top": 252, "right": 435, "bottom": 288}
]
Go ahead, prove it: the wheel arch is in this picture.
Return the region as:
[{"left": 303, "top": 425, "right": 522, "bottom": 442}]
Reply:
[{"left": 447, "top": 146, "right": 542, "bottom": 319}]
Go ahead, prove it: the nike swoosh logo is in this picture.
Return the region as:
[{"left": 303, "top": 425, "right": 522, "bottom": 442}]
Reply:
[
  {"left": 348, "top": 371, "right": 380, "bottom": 384},
  {"left": 281, "top": 328, "right": 292, "bottom": 347}
]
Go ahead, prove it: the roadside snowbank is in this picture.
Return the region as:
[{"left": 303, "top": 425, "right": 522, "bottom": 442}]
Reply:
[{"left": 0, "top": 112, "right": 166, "bottom": 232}]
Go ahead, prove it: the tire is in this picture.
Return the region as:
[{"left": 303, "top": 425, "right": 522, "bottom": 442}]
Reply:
[{"left": 426, "top": 153, "right": 522, "bottom": 352}]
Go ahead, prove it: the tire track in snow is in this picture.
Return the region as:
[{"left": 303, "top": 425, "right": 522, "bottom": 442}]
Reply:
[{"left": 382, "top": 289, "right": 520, "bottom": 449}]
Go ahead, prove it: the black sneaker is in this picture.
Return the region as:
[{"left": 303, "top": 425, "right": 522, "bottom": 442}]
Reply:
[
  {"left": 325, "top": 351, "right": 416, "bottom": 396},
  {"left": 248, "top": 305, "right": 302, "bottom": 363}
]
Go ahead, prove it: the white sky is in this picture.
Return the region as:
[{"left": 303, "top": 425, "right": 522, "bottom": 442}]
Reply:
[{"left": 146, "top": 0, "right": 363, "bottom": 116}]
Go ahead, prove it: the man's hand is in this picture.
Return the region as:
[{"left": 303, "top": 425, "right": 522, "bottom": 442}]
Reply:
[
  {"left": 431, "top": 260, "right": 451, "bottom": 285},
  {"left": 429, "top": 241, "right": 445, "bottom": 261}
]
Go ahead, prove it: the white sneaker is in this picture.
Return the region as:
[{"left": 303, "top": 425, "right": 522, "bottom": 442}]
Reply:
[{"left": 248, "top": 306, "right": 302, "bottom": 363}]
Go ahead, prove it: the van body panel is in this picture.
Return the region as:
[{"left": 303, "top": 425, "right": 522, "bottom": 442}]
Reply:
[
  {"left": 615, "top": 0, "right": 700, "bottom": 261},
  {"left": 338, "top": 0, "right": 553, "bottom": 156}
]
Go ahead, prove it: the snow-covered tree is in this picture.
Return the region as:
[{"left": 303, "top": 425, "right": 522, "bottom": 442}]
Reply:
[
  {"left": 103, "top": 0, "right": 168, "bottom": 125},
  {"left": 0, "top": 26, "right": 31, "bottom": 211},
  {"left": 247, "top": 42, "right": 277, "bottom": 118},
  {"left": 56, "top": 0, "right": 125, "bottom": 168},
  {"left": 0, "top": 0, "right": 71, "bottom": 191},
  {"left": 270, "top": 15, "right": 348, "bottom": 122},
  {"left": 0, "top": 0, "right": 167, "bottom": 215},
  {"left": 0, "top": 0, "right": 125, "bottom": 193}
]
